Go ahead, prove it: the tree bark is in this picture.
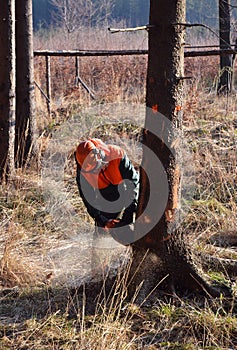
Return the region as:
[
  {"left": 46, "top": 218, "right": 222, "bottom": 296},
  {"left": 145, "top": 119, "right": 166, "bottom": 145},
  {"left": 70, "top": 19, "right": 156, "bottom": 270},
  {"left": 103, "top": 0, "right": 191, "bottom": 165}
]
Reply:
[
  {"left": 217, "top": 0, "right": 233, "bottom": 94},
  {"left": 0, "top": 0, "right": 16, "bottom": 181},
  {"left": 15, "top": 0, "right": 37, "bottom": 167},
  {"left": 129, "top": 0, "right": 219, "bottom": 300}
]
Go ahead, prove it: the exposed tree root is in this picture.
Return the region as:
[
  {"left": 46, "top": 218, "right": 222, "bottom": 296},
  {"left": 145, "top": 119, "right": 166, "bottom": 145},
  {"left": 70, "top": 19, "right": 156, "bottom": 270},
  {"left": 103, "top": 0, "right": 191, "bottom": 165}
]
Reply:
[{"left": 127, "top": 243, "right": 221, "bottom": 303}]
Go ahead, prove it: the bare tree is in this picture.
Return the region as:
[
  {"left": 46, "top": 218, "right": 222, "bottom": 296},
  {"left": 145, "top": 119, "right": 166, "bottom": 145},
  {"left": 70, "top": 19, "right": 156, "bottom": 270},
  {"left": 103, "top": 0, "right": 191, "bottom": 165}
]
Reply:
[
  {"left": 50, "top": 0, "right": 114, "bottom": 33},
  {"left": 15, "top": 0, "right": 37, "bottom": 167},
  {"left": 0, "top": 0, "right": 16, "bottom": 181},
  {"left": 50, "top": 0, "right": 82, "bottom": 33},
  {"left": 128, "top": 0, "right": 220, "bottom": 300}
]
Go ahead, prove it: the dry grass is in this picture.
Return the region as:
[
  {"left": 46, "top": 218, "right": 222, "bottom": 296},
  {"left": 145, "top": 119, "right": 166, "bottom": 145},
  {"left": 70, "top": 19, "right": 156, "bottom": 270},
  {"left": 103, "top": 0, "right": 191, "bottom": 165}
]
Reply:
[
  {"left": 34, "top": 26, "right": 147, "bottom": 131},
  {"left": 0, "top": 272, "right": 237, "bottom": 349},
  {"left": 0, "top": 26, "right": 237, "bottom": 349},
  {"left": 182, "top": 84, "right": 236, "bottom": 239}
]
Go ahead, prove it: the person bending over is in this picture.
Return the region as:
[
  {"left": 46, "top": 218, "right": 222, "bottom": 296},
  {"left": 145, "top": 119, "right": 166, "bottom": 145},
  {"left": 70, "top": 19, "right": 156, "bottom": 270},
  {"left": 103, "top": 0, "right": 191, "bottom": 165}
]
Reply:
[{"left": 75, "top": 138, "right": 139, "bottom": 237}]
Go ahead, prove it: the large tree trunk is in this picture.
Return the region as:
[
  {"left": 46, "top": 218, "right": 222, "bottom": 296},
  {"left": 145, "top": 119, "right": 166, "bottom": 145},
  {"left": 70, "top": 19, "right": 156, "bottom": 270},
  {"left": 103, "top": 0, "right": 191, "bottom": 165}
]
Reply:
[
  {"left": 217, "top": 0, "right": 233, "bottom": 94},
  {"left": 0, "top": 0, "right": 16, "bottom": 181},
  {"left": 15, "top": 0, "right": 37, "bottom": 167},
  {"left": 129, "top": 0, "right": 219, "bottom": 300}
]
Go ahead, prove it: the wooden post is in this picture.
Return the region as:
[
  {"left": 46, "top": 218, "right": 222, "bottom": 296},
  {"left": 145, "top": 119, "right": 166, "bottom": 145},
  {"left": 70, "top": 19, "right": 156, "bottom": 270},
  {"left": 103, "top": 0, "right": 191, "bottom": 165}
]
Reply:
[
  {"left": 46, "top": 55, "right": 51, "bottom": 115},
  {"left": 74, "top": 55, "right": 95, "bottom": 99},
  {"left": 75, "top": 56, "right": 80, "bottom": 86}
]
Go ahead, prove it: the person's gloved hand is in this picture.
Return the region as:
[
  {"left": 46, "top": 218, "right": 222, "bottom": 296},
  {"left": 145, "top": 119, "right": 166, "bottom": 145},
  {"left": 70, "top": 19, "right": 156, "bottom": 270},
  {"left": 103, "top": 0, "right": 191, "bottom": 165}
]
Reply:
[
  {"left": 95, "top": 215, "right": 109, "bottom": 228},
  {"left": 104, "top": 219, "right": 121, "bottom": 230}
]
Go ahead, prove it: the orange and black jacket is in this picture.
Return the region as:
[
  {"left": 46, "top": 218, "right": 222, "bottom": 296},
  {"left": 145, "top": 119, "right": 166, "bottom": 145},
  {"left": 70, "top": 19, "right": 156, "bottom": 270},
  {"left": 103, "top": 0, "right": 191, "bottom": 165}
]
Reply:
[{"left": 76, "top": 144, "right": 139, "bottom": 226}]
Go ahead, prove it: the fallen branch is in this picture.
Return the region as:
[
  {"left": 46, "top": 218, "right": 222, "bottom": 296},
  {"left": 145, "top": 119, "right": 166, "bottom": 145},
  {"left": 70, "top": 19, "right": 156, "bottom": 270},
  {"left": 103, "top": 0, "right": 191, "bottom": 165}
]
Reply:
[{"left": 108, "top": 25, "right": 155, "bottom": 33}]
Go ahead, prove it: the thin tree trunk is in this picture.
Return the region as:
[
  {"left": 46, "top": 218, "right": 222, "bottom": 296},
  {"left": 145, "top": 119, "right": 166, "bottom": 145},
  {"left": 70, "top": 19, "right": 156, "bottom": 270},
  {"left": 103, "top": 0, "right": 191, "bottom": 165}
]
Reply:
[
  {"left": 15, "top": 0, "right": 37, "bottom": 167},
  {"left": 218, "top": 0, "right": 233, "bottom": 94},
  {"left": 129, "top": 0, "right": 219, "bottom": 300},
  {"left": 0, "top": 0, "right": 16, "bottom": 181}
]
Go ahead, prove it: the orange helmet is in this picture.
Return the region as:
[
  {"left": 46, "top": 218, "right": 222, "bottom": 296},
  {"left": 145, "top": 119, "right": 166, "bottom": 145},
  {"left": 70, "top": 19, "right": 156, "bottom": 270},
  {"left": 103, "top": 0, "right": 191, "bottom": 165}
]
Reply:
[
  {"left": 75, "top": 140, "right": 96, "bottom": 167},
  {"left": 76, "top": 139, "right": 108, "bottom": 172}
]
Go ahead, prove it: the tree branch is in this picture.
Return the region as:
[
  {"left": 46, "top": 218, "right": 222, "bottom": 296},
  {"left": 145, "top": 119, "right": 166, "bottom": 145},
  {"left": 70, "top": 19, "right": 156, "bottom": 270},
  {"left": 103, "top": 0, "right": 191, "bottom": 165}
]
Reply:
[
  {"left": 223, "top": 0, "right": 237, "bottom": 8},
  {"left": 174, "top": 22, "right": 234, "bottom": 51},
  {"left": 108, "top": 25, "right": 155, "bottom": 33}
]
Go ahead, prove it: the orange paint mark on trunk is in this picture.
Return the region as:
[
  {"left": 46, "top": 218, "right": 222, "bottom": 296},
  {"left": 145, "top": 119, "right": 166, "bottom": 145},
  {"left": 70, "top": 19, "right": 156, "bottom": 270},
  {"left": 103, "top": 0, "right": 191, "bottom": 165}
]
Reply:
[
  {"left": 165, "top": 209, "right": 174, "bottom": 222},
  {"left": 145, "top": 236, "right": 153, "bottom": 244},
  {"left": 149, "top": 77, "right": 155, "bottom": 83},
  {"left": 152, "top": 104, "right": 158, "bottom": 113}
]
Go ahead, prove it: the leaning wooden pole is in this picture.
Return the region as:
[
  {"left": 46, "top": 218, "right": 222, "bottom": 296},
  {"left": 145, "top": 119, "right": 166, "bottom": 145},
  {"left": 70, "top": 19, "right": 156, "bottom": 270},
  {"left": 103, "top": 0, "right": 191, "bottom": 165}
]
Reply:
[{"left": 34, "top": 48, "right": 237, "bottom": 58}]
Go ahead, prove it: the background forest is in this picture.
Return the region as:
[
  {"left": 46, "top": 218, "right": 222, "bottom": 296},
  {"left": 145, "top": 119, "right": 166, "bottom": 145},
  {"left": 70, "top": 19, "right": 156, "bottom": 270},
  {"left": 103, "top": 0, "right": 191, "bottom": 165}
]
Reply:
[{"left": 33, "top": 0, "right": 236, "bottom": 30}]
